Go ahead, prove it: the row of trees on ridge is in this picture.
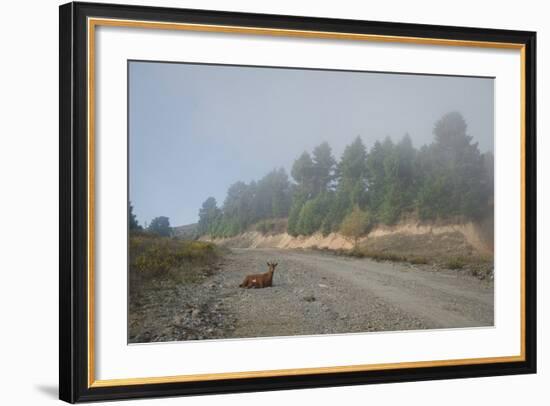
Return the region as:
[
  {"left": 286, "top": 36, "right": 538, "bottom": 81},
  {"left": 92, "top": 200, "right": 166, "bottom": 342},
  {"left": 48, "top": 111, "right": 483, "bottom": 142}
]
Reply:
[
  {"left": 133, "top": 112, "right": 494, "bottom": 241},
  {"left": 197, "top": 112, "right": 493, "bottom": 239}
]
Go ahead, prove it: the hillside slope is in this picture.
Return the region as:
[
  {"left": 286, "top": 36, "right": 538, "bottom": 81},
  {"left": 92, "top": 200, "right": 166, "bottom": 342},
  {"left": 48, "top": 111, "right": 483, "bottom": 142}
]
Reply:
[{"left": 202, "top": 219, "right": 493, "bottom": 260}]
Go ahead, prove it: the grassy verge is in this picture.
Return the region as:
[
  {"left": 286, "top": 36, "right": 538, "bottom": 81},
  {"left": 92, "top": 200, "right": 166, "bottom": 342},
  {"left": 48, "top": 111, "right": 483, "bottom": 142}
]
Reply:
[
  {"left": 310, "top": 245, "right": 493, "bottom": 280},
  {"left": 129, "top": 232, "right": 223, "bottom": 289},
  {"left": 342, "top": 247, "right": 429, "bottom": 265}
]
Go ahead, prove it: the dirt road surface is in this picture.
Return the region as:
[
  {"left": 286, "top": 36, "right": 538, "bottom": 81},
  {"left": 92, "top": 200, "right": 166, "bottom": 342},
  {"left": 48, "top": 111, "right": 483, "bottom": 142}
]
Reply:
[
  {"left": 209, "top": 248, "right": 491, "bottom": 339},
  {"left": 129, "top": 248, "right": 493, "bottom": 342}
]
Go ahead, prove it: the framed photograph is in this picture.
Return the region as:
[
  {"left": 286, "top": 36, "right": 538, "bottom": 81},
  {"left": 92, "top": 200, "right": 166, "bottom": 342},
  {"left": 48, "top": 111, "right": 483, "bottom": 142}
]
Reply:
[{"left": 59, "top": 1, "right": 536, "bottom": 403}]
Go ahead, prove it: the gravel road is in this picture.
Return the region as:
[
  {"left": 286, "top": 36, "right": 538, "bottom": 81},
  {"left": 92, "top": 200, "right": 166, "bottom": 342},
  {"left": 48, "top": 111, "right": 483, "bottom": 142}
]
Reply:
[{"left": 129, "top": 248, "right": 494, "bottom": 343}]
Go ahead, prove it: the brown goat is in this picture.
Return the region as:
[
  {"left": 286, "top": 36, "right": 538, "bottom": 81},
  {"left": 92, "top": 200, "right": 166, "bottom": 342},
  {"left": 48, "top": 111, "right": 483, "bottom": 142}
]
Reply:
[{"left": 239, "top": 262, "right": 277, "bottom": 288}]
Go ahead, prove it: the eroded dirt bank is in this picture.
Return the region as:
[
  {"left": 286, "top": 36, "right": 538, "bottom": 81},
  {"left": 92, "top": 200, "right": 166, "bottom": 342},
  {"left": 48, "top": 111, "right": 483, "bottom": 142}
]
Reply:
[{"left": 202, "top": 220, "right": 493, "bottom": 258}]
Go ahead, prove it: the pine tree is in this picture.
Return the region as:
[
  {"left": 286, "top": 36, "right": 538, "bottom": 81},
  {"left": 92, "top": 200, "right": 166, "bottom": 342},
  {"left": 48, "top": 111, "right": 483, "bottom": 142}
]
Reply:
[
  {"left": 148, "top": 216, "right": 171, "bottom": 237},
  {"left": 311, "top": 142, "right": 336, "bottom": 195},
  {"left": 128, "top": 201, "right": 142, "bottom": 231},
  {"left": 291, "top": 151, "right": 315, "bottom": 198},
  {"left": 197, "top": 197, "right": 221, "bottom": 235}
]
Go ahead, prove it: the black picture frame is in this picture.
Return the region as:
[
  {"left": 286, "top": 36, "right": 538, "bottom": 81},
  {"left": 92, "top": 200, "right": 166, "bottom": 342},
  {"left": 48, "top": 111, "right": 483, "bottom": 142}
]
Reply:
[{"left": 59, "top": 1, "right": 537, "bottom": 403}]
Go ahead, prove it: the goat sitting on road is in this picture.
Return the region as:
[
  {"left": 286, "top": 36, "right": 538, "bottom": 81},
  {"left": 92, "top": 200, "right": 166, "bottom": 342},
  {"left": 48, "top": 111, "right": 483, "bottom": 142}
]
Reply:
[{"left": 239, "top": 262, "right": 277, "bottom": 289}]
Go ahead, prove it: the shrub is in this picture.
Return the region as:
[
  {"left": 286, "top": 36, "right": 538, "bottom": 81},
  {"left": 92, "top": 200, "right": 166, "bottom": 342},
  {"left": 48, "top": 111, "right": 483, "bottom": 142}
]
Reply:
[
  {"left": 445, "top": 257, "right": 466, "bottom": 270},
  {"left": 340, "top": 205, "right": 370, "bottom": 246},
  {"left": 129, "top": 233, "right": 220, "bottom": 286},
  {"left": 365, "top": 251, "right": 406, "bottom": 262},
  {"left": 409, "top": 256, "right": 429, "bottom": 265}
]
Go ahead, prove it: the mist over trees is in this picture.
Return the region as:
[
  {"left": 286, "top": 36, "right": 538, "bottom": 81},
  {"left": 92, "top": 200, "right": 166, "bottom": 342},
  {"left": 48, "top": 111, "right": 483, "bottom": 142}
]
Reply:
[
  {"left": 197, "top": 111, "right": 494, "bottom": 238},
  {"left": 197, "top": 168, "right": 293, "bottom": 237}
]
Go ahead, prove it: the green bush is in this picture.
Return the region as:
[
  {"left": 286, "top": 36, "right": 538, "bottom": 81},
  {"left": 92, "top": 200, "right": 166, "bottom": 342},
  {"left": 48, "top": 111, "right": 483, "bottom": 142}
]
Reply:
[{"left": 340, "top": 205, "right": 370, "bottom": 246}]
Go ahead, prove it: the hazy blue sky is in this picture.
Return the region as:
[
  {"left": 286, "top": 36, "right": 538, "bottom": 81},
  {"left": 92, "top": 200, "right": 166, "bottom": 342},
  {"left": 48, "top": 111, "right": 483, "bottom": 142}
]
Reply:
[{"left": 129, "top": 61, "right": 494, "bottom": 227}]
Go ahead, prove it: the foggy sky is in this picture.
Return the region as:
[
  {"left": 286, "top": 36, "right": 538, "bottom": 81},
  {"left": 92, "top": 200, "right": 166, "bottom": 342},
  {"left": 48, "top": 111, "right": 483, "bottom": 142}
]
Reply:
[{"left": 129, "top": 61, "right": 494, "bottom": 227}]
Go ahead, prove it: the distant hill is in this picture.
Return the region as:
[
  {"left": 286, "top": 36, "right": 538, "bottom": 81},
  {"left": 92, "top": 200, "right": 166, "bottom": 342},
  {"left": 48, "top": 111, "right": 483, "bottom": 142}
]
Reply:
[{"left": 172, "top": 223, "right": 198, "bottom": 240}]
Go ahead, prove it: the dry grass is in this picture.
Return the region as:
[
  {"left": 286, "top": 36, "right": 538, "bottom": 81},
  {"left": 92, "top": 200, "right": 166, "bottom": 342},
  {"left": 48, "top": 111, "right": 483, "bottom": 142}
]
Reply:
[
  {"left": 444, "top": 257, "right": 467, "bottom": 270},
  {"left": 129, "top": 232, "right": 222, "bottom": 288},
  {"left": 347, "top": 248, "right": 429, "bottom": 265},
  {"left": 311, "top": 244, "right": 490, "bottom": 279},
  {"left": 318, "top": 246, "right": 403, "bottom": 262}
]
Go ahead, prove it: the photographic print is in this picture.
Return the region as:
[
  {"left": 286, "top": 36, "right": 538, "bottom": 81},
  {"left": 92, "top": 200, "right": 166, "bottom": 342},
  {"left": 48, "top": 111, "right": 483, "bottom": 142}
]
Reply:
[
  {"left": 60, "top": 4, "right": 536, "bottom": 401},
  {"left": 128, "top": 61, "right": 495, "bottom": 344}
]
